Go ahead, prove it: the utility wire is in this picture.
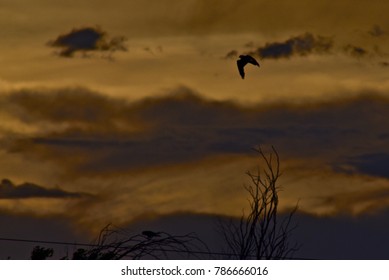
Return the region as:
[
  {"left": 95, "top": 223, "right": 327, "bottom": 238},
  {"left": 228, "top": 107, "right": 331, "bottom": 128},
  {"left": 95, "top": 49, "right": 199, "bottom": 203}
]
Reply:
[
  {"left": 0, "top": 236, "right": 230, "bottom": 257},
  {"left": 0, "top": 236, "right": 311, "bottom": 259},
  {"left": 0, "top": 237, "right": 95, "bottom": 248}
]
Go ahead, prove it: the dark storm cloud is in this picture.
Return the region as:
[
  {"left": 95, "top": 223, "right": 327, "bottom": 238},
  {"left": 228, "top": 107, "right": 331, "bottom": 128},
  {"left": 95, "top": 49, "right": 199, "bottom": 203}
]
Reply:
[
  {"left": 47, "top": 26, "right": 127, "bottom": 58},
  {"left": 0, "top": 179, "right": 90, "bottom": 199},
  {"left": 2, "top": 87, "right": 389, "bottom": 177},
  {"left": 249, "top": 33, "right": 333, "bottom": 59}
]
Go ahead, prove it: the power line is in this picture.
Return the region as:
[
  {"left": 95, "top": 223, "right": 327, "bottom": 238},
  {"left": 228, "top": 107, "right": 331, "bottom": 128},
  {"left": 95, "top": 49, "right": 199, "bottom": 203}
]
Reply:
[
  {"left": 0, "top": 236, "right": 311, "bottom": 259},
  {"left": 0, "top": 236, "right": 230, "bottom": 257},
  {"left": 0, "top": 237, "right": 95, "bottom": 248}
]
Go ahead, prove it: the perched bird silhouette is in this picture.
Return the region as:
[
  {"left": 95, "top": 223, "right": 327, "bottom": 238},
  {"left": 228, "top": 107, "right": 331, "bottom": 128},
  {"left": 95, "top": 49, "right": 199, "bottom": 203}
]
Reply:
[
  {"left": 142, "top": 230, "right": 161, "bottom": 239},
  {"left": 237, "top": 55, "right": 260, "bottom": 79}
]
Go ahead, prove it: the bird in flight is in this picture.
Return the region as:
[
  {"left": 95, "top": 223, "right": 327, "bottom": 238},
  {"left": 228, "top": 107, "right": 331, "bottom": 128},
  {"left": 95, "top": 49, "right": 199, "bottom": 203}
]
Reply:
[{"left": 237, "top": 55, "right": 260, "bottom": 79}]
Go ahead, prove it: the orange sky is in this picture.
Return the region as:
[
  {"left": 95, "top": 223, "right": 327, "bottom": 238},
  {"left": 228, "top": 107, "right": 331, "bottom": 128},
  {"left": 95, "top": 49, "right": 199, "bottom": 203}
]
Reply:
[{"left": 0, "top": 0, "right": 389, "bottom": 259}]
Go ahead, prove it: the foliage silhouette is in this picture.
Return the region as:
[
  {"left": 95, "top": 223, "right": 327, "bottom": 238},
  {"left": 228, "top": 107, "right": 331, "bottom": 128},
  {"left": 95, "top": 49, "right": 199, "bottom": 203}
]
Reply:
[{"left": 31, "top": 246, "right": 53, "bottom": 260}]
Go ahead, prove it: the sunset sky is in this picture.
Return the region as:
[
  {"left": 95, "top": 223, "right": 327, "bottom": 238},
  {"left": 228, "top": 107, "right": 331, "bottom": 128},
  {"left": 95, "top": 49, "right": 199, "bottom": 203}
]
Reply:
[{"left": 0, "top": 0, "right": 389, "bottom": 259}]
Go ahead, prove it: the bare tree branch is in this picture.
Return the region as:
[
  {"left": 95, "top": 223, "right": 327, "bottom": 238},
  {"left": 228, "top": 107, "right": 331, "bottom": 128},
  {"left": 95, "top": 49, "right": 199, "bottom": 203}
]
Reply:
[
  {"left": 220, "top": 145, "right": 299, "bottom": 259},
  {"left": 70, "top": 225, "right": 210, "bottom": 260}
]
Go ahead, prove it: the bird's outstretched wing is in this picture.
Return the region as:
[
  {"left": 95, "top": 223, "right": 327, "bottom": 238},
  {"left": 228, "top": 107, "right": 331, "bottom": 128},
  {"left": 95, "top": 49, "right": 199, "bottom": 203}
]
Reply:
[
  {"left": 247, "top": 55, "right": 260, "bottom": 67},
  {"left": 237, "top": 59, "right": 246, "bottom": 79}
]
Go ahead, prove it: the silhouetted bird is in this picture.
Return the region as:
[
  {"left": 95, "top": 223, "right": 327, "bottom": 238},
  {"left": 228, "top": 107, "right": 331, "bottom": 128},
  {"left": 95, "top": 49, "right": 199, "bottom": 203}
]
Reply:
[
  {"left": 237, "top": 55, "right": 260, "bottom": 79},
  {"left": 142, "top": 230, "right": 161, "bottom": 239}
]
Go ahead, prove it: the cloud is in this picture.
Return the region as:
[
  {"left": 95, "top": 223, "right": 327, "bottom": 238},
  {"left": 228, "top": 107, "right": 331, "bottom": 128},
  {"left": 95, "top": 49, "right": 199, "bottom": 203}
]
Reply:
[
  {"left": 133, "top": 0, "right": 389, "bottom": 39},
  {"left": 223, "top": 50, "right": 238, "bottom": 59},
  {"left": 368, "top": 24, "right": 387, "bottom": 37},
  {"left": 319, "top": 187, "right": 389, "bottom": 215},
  {"left": 225, "top": 31, "right": 388, "bottom": 62},
  {"left": 379, "top": 61, "right": 389, "bottom": 67},
  {"left": 249, "top": 33, "right": 333, "bottom": 59},
  {"left": 2, "top": 86, "right": 389, "bottom": 179},
  {"left": 343, "top": 44, "right": 368, "bottom": 58},
  {"left": 0, "top": 178, "right": 91, "bottom": 199},
  {"left": 2, "top": 86, "right": 389, "bottom": 229},
  {"left": 1, "top": 87, "right": 142, "bottom": 133},
  {"left": 2, "top": 87, "right": 251, "bottom": 172},
  {"left": 47, "top": 26, "right": 127, "bottom": 58},
  {"left": 337, "top": 153, "right": 389, "bottom": 179}
]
